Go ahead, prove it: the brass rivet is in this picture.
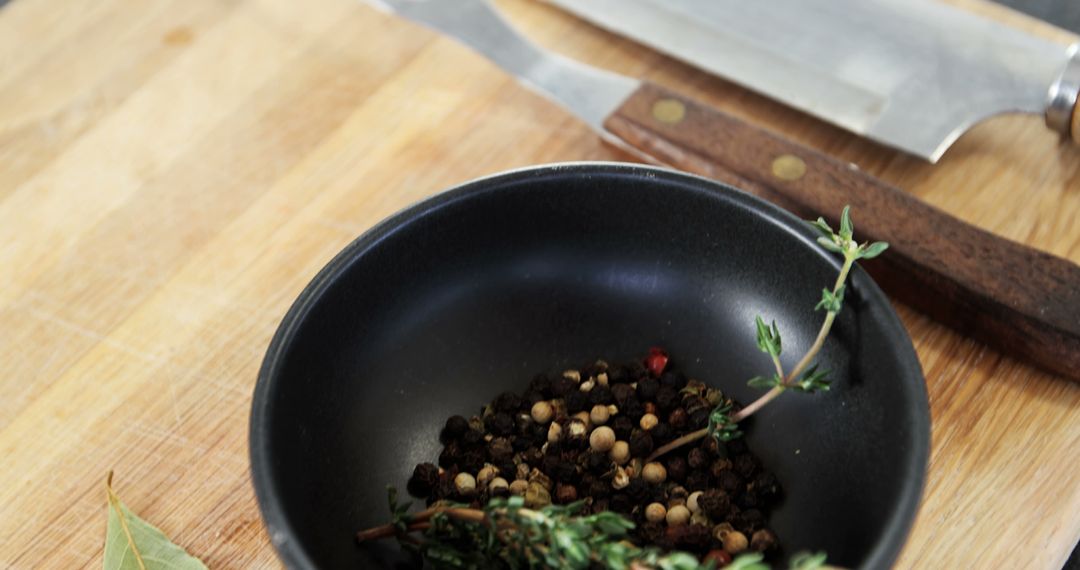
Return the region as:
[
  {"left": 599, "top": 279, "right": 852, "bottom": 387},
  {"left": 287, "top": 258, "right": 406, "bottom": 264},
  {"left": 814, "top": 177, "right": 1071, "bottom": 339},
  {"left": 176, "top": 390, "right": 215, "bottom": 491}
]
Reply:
[
  {"left": 652, "top": 99, "right": 686, "bottom": 124},
  {"left": 771, "top": 154, "right": 806, "bottom": 181}
]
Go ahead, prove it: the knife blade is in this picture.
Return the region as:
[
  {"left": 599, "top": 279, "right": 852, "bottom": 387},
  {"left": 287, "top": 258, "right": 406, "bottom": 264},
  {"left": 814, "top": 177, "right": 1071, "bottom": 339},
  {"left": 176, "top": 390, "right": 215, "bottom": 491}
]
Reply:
[
  {"left": 545, "top": 0, "right": 1080, "bottom": 162},
  {"left": 363, "top": 0, "right": 1080, "bottom": 380}
]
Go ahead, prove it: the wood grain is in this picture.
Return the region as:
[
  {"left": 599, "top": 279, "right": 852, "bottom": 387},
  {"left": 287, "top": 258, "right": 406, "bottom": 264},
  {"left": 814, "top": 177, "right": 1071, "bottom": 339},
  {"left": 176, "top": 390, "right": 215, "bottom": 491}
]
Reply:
[
  {"left": 604, "top": 82, "right": 1080, "bottom": 380},
  {"left": 0, "top": 0, "right": 1077, "bottom": 569}
]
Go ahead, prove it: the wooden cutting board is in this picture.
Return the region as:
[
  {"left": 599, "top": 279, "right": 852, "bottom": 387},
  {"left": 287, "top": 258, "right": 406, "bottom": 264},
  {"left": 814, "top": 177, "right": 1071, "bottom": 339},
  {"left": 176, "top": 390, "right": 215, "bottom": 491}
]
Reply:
[{"left": 0, "top": 0, "right": 1077, "bottom": 568}]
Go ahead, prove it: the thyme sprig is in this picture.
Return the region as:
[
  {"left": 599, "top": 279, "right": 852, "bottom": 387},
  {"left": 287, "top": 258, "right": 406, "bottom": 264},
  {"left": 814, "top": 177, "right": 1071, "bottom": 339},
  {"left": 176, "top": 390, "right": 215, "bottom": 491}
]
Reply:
[
  {"left": 359, "top": 489, "right": 833, "bottom": 570},
  {"left": 646, "top": 207, "right": 887, "bottom": 463}
]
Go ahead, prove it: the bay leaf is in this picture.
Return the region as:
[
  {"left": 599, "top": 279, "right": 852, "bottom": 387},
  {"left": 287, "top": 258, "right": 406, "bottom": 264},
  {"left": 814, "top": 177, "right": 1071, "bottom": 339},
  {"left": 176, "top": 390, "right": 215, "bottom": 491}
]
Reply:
[{"left": 104, "top": 472, "right": 208, "bottom": 570}]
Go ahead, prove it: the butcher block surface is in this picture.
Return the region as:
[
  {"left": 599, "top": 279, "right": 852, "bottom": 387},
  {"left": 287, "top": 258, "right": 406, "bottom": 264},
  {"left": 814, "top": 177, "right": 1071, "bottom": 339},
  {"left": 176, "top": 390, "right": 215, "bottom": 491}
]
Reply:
[{"left": 0, "top": 0, "right": 1077, "bottom": 568}]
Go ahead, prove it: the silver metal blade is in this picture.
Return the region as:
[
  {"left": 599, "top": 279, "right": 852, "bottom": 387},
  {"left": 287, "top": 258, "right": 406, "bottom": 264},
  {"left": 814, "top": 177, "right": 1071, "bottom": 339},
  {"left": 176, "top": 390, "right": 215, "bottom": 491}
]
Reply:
[
  {"left": 546, "top": 0, "right": 1074, "bottom": 161},
  {"left": 365, "top": 0, "right": 638, "bottom": 133}
]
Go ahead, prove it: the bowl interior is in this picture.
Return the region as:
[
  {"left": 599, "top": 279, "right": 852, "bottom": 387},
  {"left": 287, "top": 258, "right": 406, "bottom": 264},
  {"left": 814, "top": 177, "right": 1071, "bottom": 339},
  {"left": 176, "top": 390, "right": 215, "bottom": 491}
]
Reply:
[{"left": 251, "top": 163, "right": 928, "bottom": 569}]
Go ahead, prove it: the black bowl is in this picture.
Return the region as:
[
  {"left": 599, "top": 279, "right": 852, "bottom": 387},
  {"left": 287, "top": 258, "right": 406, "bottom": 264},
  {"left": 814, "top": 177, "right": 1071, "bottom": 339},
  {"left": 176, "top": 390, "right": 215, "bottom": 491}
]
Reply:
[{"left": 250, "top": 162, "right": 928, "bottom": 569}]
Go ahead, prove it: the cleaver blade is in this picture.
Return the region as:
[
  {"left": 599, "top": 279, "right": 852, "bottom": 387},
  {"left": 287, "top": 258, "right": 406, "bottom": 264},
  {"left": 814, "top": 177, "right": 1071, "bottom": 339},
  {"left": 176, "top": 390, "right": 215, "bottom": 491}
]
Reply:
[{"left": 545, "top": 0, "right": 1080, "bottom": 162}]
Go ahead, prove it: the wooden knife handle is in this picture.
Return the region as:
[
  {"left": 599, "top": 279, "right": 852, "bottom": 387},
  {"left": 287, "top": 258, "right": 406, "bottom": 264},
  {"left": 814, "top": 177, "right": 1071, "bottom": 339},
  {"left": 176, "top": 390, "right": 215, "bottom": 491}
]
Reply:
[{"left": 604, "top": 82, "right": 1080, "bottom": 380}]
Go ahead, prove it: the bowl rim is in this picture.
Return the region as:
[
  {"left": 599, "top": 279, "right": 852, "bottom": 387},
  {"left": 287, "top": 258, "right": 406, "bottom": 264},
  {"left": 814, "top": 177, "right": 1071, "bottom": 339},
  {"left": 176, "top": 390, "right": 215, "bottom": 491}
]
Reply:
[{"left": 249, "top": 161, "right": 929, "bottom": 570}]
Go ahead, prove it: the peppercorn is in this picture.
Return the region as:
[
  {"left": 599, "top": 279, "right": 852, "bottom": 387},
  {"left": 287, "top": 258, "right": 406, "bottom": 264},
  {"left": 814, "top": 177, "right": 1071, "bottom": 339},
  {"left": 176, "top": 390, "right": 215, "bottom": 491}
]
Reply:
[
  {"left": 488, "top": 437, "right": 514, "bottom": 463},
  {"left": 541, "top": 454, "right": 561, "bottom": 475},
  {"left": 734, "top": 454, "right": 760, "bottom": 479},
  {"left": 623, "top": 477, "right": 647, "bottom": 502},
  {"left": 655, "top": 385, "right": 680, "bottom": 414},
  {"left": 688, "top": 447, "right": 708, "bottom": 470},
  {"left": 703, "top": 550, "right": 732, "bottom": 566},
  {"left": 666, "top": 455, "right": 688, "bottom": 484},
  {"left": 589, "top": 404, "right": 610, "bottom": 426},
  {"left": 521, "top": 389, "right": 546, "bottom": 405},
  {"left": 509, "top": 479, "right": 528, "bottom": 496},
  {"left": 496, "top": 459, "right": 517, "bottom": 479},
  {"left": 685, "top": 470, "right": 709, "bottom": 491},
  {"left": 621, "top": 399, "right": 646, "bottom": 422},
  {"left": 486, "top": 412, "right": 515, "bottom": 437},
  {"left": 751, "top": 528, "right": 778, "bottom": 552},
  {"left": 589, "top": 426, "right": 616, "bottom": 452},
  {"left": 530, "top": 401, "right": 553, "bottom": 424},
  {"left": 689, "top": 408, "right": 710, "bottom": 430},
  {"left": 433, "top": 474, "right": 456, "bottom": 503},
  {"left": 572, "top": 411, "right": 592, "bottom": 429},
  {"left": 587, "top": 477, "right": 610, "bottom": 499},
  {"left": 611, "top": 416, "right": 634, "bottom": 440},
  {"left": 639, "top": 413, "right": 659, "bottom": 431},
  {"left": 700, "top": 489, "right": 731, "bottom": 520},
  {"left": 462, "top": 428, "right": 484, "bottom": 447},
  {"left": 651, "top": 422, "right": 674, "bottom": 444},
  {"left": 642, "top": 462, "right": 667, "bottom": 484},
  {"left": 579, "top": 377, "right": 596, "bottom": 392},
  {"left": 588, "top": 384, "right": 614, "bottom": 406},
  {"left": 440, "top": 415, "right": 469, "bottom": 443},
  {"left": 666, "top": 504, "right": 690, "bottom": 526},
  {"left": 528, "top": 374, "right": 552, "bottom": 396},
  {"left": 524, "top": 482, "right": 551, "bottom": 508},
  {"left": 609, "top": 493, "right": 633, "bottom": 514},
  {"left": 717, "top": 470, "right": 743, "bottom": 495},
  {"left": 645, "top": 503, "right": 667, "bottom": 523},
  {"left": 727, "top": 438, "right": 748, "bottom": 456},
  {"left": 554, "top": 461, "right": 578, "bottom": 484},
  {"left": 628, "top": 430, "right": 654, "bottom": 458},
  {"left": 722, "top": 530, "right": 748, "bottom": 554},
  {"left": 527, "top": 423, "right": 548, "bottom": 445},
  {"left": 477, "top": 464, "right": 499, "bottom": 487},
  {"left": 733, "top": 509, "right": 766, "bottom": 534},
  {"left": 668, "top": 408, "right": 689, "bottom": 431},
  {"left": 494, "top": 391, "right": 523, "bottom": 413},
  {"left": 612, "top": 466, "right": 631, "bottom": 490},
  {"left": 454, "top": 472, "right": 477, "bottom": 498},
  {"left": 643, "top": 402, "right": 658, "bottom": 416},
  {"left": 703, "top": 436, "right": 724, "bottom": 458},
  {"left": 637, "top": 378, "right": 660, "bottom": 401},
  {"left": 667, "top": 485, "right": 689, "bottom": 504},
  {"left": 678, "top": 524, "right": 712, "bottom": 551},
  {"left": 611, "top": 383, "right": 636, "bottom": 407},
  {"left": 687, "top": 491, "right": 703, "bottom": 513},
  {"left": 564, "top": 391, "right": 589, "bottom": 414},
  {"left": 406, "top": 463, "right": 439, "bottom": 498},
  {"left": 460, "top": 448, "right": 486, "bottom": 474},
  {"left": 739, "top": 489, "right": 761, "bottom": 509},
  {"left": 566, "top": 419, "right": 588, "bottom": 446},
  {"left": 547, "top": 422, "right": 563, "bottom": 444},
  {"left": 438, "top": 441, "right": 463, "bottom": 469},
  {"left": 550, "top": 377, "right": 576, "bottom": 398},
  {"left": 660, "top": 371, "right": 688, "bottom": 390},
  {"left": 489, "top": 477, "right": 510, "bottom": 497},
  {"left": 609, "top": 441, "right": 630, "bottom": 465},
  {"left": 583, "top": 450, "right": 610, "bottom": 474},
  {"left": 555, "top": 483, "right": 578, "bottom": 504}
]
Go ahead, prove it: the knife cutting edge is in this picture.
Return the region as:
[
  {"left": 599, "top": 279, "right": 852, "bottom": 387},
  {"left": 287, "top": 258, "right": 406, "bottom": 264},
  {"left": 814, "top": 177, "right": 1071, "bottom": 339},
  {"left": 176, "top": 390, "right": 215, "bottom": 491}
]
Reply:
[{"left": 364, "top": 0, "right": 1080, "bottom": 380}]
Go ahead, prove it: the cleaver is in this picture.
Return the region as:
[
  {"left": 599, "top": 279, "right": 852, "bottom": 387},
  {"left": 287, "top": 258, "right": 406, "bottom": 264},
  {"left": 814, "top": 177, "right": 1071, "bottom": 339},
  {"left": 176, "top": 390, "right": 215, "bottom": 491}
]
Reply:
[
  {"left": 546, "top": 0, "right": 1080, "bottom": 162},
  {"left": 365, "top": 0, "right": 1080, "bottom": 380}
]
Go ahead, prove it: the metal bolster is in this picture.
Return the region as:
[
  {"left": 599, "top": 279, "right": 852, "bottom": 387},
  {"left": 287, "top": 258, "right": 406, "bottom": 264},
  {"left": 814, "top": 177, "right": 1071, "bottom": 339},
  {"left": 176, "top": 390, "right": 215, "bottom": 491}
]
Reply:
[{"left": 1046, "top": 43, "right": 1080, "bottom": 139}]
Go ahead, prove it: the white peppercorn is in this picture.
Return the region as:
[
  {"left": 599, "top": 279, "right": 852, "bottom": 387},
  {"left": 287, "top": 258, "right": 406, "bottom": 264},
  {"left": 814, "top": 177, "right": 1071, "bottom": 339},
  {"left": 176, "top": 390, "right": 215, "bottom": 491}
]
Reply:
[
  {"left": 509, "top": 479, "right": 528, "bottom": 496},
  {"left": 589, "top": 426, "right": 616, "bottom": 452},
  {"left": 666, "top": 504, "right": 690, "bottom": 526},
  {"left": 639, "top": 413, "right": 659, "bottom": 430},
  {"left": 609, "top": 441, "right": 630, "bottom": 465},
  {"left": 589, "top": 404, "right": 610, "bottom": 425},
  {"left": 644, "top": 502, "right": 667, "bottom": 523},
  {"left": 642, "top": 462, "right": 667, "bottom": 484},
  {"left": 454, "top": 472, "right": 477, "bottom": 497},
  {"left": 530, "top": 401, "right": 553, "bottom": 424},
  {"left": 687, "top": 491, "right": 704, "bottom": 513}
]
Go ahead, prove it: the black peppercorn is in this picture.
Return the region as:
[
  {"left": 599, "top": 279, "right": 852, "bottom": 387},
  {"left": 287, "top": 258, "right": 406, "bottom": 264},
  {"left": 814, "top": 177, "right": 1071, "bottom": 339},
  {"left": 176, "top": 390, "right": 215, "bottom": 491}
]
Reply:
[
  {"left": 461, "top": 448, "right": 486, "bottom": 473},
  {"left": 738, "top": 489, "right": 762, "bottom": 509},
  {"left": 626, "top": 361, "right": 648, "bottom": 381},
  {"left": 609, "top": 493, "right": 633, "bottom": 514},
  {"left": 734, "top": 454, "right": 760, "bottom": 479},
  {"left": 462, "top": 428, "right": 484, "bottom": 447},
  {"left": 700, "top": 489, "right": 731, "bottom": 520},
  {"left": 666, "top": 456, "right": 688, "bottom": 484},
  {"left": 439, "top": 441, "right": 463, "bottom": 469},
  {"left": 555, "top": 483, "right": 578, "bottom": 504},
  {"left": 637, "top": 378, "right": 660, "bottom": 401},
  {"left": 751, "top": 528, "right": 778, "bottom": 552},
  {"left": 677, "top": 524, "right": 711, "bottom": 552},
  {"left": 583, "top": 451, "right": 610, "bottom": 474},
  {"left": 440, "top": 415, "right": 469, "bottom": 443},
  {"left": 717, "top": 470, "right": 743, "bottom": 495},
  {"left": 588, "top": 385, "right": 613, "bottom": 406},
  {"left": 607, "top": 365, "right": 629, "bottom": 384},
  {"left": 521, "top": 389, "right": 546, "bottom": 405},
  {"left": 511, "top": 435, "right": 532, "bottom": 452},
  {"left": 637, "top": 521, "right": 665, "bottom": 544},
  {"left": 655, "top": 385, "right": 680, "bottom": 413},
  {"left": 407, "top": 462, "right": 439, "bottom": 498},
  {"left": 487, "top": 437, "right": 514, "bottom": 463},
  {"left": 564, "top": 391, "right": 589, "bottom": 414},
  {"left": 550, "top": 377, "right": 577, "bottom": 398},
  {"left": 688, "top": 447, "right": 708, "bottom": 469},
  {"left": 626, "top": 477, "right": 649, "bottom": 501},
  {"left": 541, "top": 453, "right": 561, "bottom": 474},
  {"left": 496, "top": 459, "right": 517, "bottom": 478},
  {"left": 733, "top": 509, "right": 766, "bottom": 534},
  {"left": 668, "top": 408, "right": 689, "bottom": 431},
  {"left": 659, "top": 371, "right": 688, "bottom": 390},
  {"left": 611, "top": 384, "right": 636, "bottom": 407},
  {"left": 432, "top": 473, "right": 456, "bottom": 503},
  {"left": 622, "top": 399, "right": 646, "bottom": 422},
  {"left": 628, "top": 430, "right": 654, "bottom": 458},
  {"left": 611, "top": 416, "right": 634, "bottom": 440},
  {"left": 486, "top": 412, "right": 515, "bottom": 437},
  {"left": 688, "top": 408, "right": 710, "bottom": 430},
  {"left": 493, "top": 391, "right": 523, "bottom": 413},
  {"left": 528, "top": 374, "right": 552, "bottom": 396},
  {"left": 587, "top": 477, "right": 610, "bottom": 499},
  {"left": 685, "top": 470, "right": 709, "bottom": 491},
  {"left": 556, "top": 460, "right": 579, "bottom": 484},
  {"left": 650, "top": 422, "right": 674, "bottom": 445}
]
